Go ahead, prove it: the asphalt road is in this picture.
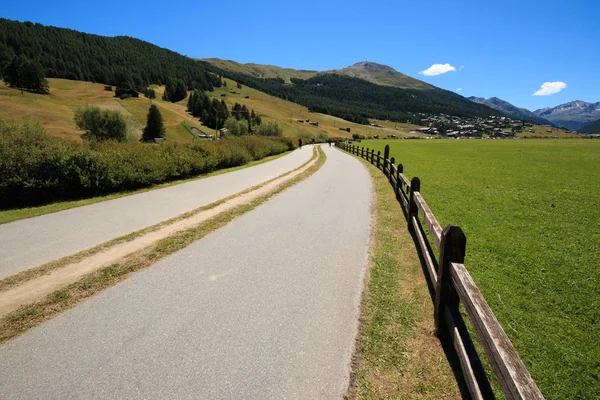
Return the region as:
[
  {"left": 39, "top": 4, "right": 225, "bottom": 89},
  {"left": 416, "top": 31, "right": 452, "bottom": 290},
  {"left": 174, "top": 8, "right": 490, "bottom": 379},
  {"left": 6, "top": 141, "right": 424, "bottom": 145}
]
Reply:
[
  {"left": 0, "top": 148, "right": 312, "bottom": 279},
  {"left": 0, "top": 145, "right": 372, "bottom": 399}
]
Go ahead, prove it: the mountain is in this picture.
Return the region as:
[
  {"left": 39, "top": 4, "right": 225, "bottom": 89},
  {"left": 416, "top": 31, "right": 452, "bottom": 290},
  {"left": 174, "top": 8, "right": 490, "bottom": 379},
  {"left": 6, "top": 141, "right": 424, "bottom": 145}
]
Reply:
[
  {"left": 578, "top": 118, "right": 600, "bottom": 134},
  {"left": 200, "top": 58, "right": 318, "bottom": 83},
  {"left": 0, "top": 19, "right": 220, "bottom": 91},
  {"left": 331, "top": 61, "right": 434, "bottom": 90},
  {"left": 533, "top": 101, "right": 600, "bottom": 131},
  {"left": 468, "top": 96, "right": 553, "bottom": 125}
]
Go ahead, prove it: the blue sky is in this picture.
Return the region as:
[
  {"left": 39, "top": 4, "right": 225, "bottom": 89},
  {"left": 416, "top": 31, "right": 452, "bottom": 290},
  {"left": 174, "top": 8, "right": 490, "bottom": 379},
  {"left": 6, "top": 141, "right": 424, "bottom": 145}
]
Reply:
[{"left": 3, "top": 0, "right": 598, "bottom": 110}]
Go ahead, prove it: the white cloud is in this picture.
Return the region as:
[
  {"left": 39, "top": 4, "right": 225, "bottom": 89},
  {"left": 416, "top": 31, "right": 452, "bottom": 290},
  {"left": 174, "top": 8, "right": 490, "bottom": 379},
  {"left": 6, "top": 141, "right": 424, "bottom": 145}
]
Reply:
[
  {"left": 419, "top": 63, "right": 456, "bottom": 76},
  {"left": 533, "top": 81, "right": 567, "bottom": 96},
  {"left": 456, "top": 88, "right": 463, "bottom": 93}
]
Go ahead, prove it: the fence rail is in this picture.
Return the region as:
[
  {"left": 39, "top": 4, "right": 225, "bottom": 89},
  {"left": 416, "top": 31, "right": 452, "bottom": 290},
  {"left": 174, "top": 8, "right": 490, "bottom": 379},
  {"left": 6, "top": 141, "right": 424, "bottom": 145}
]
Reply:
[{"left": 338, "top": 142, "right": 543, "bottom": 400}]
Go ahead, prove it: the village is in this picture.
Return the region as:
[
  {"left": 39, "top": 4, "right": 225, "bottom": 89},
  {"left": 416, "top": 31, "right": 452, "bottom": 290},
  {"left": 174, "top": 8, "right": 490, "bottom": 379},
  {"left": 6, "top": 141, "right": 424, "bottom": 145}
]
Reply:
[{"left": 407, "top": 113, "right": 530, "bottom": 138}]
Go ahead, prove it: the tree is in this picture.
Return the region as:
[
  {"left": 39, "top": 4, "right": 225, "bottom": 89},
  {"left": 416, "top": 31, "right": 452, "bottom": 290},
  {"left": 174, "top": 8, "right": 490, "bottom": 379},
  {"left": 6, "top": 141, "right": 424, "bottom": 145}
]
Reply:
[
  {"left": 142, "top": 104, "right": 166, "bottom": 142},
  {"left": 162, "top": 78, "right": 187, "bottom": 102},
  {"left": 3, "top": 56, "right": 49, "bottom": 94},
  {"left": 144, "top": 87, "right": 156, "bottom": 99},
  {"left": 74, "top": 106, "right": 127, "bottom": 141}
]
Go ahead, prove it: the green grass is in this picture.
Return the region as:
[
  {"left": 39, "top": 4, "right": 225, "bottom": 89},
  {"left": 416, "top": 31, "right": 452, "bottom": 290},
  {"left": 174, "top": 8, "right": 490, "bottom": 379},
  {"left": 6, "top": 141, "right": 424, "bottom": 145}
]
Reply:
[
  {"left": 356, "top": 139, "right": 600, "bottom": 399},
  {"left": 0, "top": 150, "right": 291, "bottom": 225}
]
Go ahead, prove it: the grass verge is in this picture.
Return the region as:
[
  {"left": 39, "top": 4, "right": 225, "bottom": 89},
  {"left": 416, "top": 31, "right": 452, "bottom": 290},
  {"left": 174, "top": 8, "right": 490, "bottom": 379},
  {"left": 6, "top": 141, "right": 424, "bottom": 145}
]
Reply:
[
  {"left": 0, "top": 149, "right": 292, "bottom": 225},
  {"left": 0, "top": 146, "right": 325, "bottom": 344},
  {"left": 346, "top": 152, "right": 460, "bottom": 399}
]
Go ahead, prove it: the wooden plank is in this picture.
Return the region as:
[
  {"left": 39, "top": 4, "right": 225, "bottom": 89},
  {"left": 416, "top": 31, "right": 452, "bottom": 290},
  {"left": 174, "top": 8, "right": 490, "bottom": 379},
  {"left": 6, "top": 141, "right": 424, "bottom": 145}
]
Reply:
[
  {"left": 451, "top": 263, "right": 544, "bottom": 400},
  {"left": 414, "top": 192, "right": 443, "bottom": 252},
  {"left": 411, "top": 216, "right": 438, "bottom": 285},
  {"left": 445, "top": 307, "right": 485, "bottom": 400},
  {"left": 399, "top": 173, "right": 411, "bottom": 188}
]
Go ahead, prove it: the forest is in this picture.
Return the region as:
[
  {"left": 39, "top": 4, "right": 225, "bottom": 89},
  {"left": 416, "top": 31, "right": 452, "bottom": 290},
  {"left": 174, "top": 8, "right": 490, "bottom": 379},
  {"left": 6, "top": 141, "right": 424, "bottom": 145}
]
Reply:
[{"left": 0, "top": 18, "right": 220, "bottom": 91}]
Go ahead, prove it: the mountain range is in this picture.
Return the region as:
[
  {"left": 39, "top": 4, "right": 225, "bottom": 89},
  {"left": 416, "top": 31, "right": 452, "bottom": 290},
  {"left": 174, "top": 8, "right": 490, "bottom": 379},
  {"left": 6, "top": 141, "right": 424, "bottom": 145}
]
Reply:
[
  {"left": 206, "top": 59, "right": 599, "bottom": 131},
  {"left": 533, "top": 101, "right": 600, "bottom": 131},
  {"left": 468, "top": 96, "right": 553, "bottom": 125}
]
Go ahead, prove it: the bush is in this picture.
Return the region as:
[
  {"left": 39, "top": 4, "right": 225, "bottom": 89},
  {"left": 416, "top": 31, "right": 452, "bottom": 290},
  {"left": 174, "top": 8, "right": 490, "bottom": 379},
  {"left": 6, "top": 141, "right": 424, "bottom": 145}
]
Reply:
[
  {"left": 74, "top": 107, "right": 128, "bottom": 142},
  {"left": 0, "top": 120, "right": 296, "bottom": 208},
  {"left": 256, "top": 121, "right": 283, "bottom": 136}
]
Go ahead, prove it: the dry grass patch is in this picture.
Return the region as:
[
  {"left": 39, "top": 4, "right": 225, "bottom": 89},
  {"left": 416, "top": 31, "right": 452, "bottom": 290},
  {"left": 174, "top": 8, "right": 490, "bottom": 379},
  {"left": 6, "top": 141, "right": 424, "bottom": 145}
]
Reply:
[{"left": 347, "top": 155, "right": 460, "bottom": 399}]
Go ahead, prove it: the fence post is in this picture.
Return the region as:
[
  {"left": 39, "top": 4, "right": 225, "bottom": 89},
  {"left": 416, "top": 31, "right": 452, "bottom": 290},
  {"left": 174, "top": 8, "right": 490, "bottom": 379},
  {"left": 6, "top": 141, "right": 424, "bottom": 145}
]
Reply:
[
  {"left": 434, "top": 225, "right": 466, "bottom": 334},
  {"left": 383, "top": 145, "right": 390, "bottom": 175},
  {"left": 396, "top": 163, "right": 403, "bottom": 195},
  {"left": 377, "top": 151, "right": 381, "bottom": 169},
  {"left": 370, "top": 149, "right": 374, "bottom": 164},
  {"left": 389, "top": 157, "right": 395, "bottom": 182},
  {"left": 407, "top": 177, "right": 421, "bottom": 232},
  {"left": 361, "top": 147, "right": 364, "bottom": 158}
]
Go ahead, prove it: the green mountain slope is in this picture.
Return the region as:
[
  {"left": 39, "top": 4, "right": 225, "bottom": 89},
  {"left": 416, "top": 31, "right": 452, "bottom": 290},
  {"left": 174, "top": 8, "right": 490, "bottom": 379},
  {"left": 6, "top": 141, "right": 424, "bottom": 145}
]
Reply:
[
  {"left": 0, "top": 18, "right": 220, "bottom": 91},
  {"left": 578, "top": 118, "right": 600, "bottom": 134},
  {"left": 200, "top": 63, "right": 502, "bottom": 124}
]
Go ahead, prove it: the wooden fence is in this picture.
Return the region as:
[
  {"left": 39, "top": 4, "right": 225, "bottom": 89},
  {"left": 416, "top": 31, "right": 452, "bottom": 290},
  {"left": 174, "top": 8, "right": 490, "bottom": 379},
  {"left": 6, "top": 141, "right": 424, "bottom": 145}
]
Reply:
[{"left": 338, "top": 142, "right": 544, "bottom": 400}]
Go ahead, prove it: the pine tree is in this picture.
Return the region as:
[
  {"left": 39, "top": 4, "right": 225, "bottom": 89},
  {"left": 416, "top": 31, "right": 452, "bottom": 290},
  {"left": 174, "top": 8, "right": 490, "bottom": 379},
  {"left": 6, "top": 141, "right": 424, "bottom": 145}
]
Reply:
[
  {"left": 142, "top": 104, "right": 166, "bottom": 142},
  {"left": 3, "top": 56, "right": 49, "bottom": 94}
]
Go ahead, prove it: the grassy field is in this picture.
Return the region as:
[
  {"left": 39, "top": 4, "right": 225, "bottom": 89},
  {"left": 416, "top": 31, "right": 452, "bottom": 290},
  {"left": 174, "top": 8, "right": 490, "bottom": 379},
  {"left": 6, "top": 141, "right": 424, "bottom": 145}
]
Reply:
[
  {"left": 355, "top": 139, "right": 599, "bottom": 399},
  {"left": 0, "top": 79, "right": 206, "bottom": 142}
]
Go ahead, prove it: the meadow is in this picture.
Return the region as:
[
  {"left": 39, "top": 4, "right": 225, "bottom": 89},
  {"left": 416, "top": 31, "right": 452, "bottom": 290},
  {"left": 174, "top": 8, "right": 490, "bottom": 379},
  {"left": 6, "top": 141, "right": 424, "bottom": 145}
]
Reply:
[{"left": 358, "top": 139, "right": 599, "bottom": 399}]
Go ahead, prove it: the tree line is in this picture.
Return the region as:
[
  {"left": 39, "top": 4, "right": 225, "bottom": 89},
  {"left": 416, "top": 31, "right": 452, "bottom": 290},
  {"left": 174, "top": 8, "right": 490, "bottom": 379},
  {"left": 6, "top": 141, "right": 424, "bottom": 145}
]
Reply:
[{"left": 0, "top": 18, "right": 221, "bottom": 92}]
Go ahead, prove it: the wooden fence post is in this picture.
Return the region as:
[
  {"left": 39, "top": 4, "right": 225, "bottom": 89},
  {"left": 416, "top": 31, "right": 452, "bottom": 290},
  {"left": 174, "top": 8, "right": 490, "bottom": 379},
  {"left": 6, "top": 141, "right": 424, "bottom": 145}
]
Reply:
[
  {"left": 434, "top": 225, "right": 466, "bottom": 333},
  {"left": 407, "top": 177, "right": 421, "bottom": 232},
  {"left": 383, "top": 145, "right": 390, "bottom": 175},
  {"left": 361, "top": 147, "right": 364, "bottom": 158},
  {"left": 389, "top": 157, "right": 395, "bottom": 181},
  {"left": 377, "top": 151, "right": 381, "bottom": 169},
  {"left": 370, "top": 149, "right": 374, "bottom": 164},
  {"left": 396, "top": 163, "right": 403, "bottom": 195}
]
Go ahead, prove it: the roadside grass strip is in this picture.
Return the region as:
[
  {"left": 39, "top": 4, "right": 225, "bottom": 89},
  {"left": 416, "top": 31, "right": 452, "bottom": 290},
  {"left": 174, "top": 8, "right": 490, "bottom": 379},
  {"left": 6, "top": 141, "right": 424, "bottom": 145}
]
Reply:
[
  {"left": 346, "top": 153, "right": 460, "bottom": 399},
  {"left": 0, "top": 146, "right": 325, "bottom": 343}
]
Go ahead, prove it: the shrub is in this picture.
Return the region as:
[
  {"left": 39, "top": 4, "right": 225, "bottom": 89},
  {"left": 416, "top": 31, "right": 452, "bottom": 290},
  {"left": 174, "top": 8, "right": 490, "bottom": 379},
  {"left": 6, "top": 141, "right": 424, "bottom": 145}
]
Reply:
[
  {"left": 74, "top": 107, "right": 128, "bottom": 142},
  {"left": 0, "top": 120, "right": 296, "bottom": 208},
  {"left": 256, "top": 121, "right": 283, "bottom": 136}
]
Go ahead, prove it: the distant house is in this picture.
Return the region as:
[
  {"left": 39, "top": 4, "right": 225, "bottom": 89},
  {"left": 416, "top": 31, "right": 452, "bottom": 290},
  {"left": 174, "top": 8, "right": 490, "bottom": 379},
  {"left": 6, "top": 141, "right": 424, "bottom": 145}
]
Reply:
[{"left": 104, "top": 85, "right": 113, "bottom": 91}]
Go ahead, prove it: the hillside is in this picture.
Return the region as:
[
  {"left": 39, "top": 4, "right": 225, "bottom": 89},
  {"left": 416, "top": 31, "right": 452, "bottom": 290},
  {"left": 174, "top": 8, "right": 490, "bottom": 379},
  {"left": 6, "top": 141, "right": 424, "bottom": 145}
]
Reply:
[
  {"left": 0, "top": 18, "right": 219, "bottom": 91},
  {"left": 468, "top": 96, "right": 553, "bottom": 125},
  {"left": 201, "top": 58, "right": 317, "bottom": 83},
  {"left": 578, "top": 118, "right": 600, "bottom": 134},
  {"left": 204, "top": 66, "right": 502, "bottom": 125},
  {"left": 1, "top": 77, "right": 422, "bottom": 143},
  {"left": 534, "top": 101, "right": 600, "bottom": 131},
  {"left": 331, "top": 61, "right": 434, "bottom": 90}
]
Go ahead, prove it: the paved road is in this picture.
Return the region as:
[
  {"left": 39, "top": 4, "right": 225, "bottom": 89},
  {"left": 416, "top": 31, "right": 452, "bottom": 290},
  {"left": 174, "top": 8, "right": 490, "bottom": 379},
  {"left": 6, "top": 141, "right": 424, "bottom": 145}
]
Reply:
[
  {"left": 0, "top": 148, "right": 312, "bottom": 279},
  {"left": 0, "top": 146, "right": 372, "bottom": 399}
]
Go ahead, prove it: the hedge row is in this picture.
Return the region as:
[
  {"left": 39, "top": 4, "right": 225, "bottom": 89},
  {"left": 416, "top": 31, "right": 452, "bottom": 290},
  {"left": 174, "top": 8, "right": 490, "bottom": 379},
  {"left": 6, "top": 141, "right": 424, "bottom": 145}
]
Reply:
[{"left": 0, "top": 120, "right": 295, "bottom": 208}]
